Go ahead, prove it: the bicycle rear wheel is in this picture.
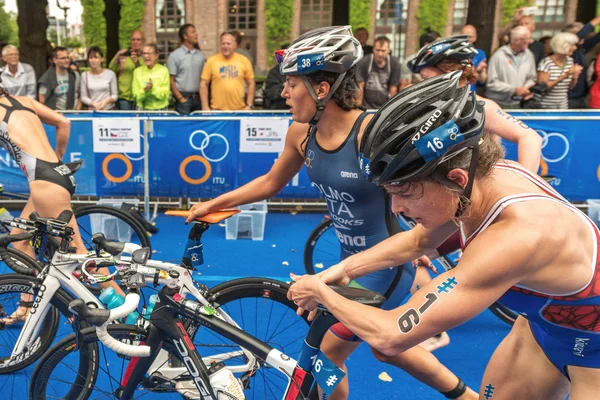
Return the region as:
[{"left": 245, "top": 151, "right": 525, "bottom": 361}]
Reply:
[
  {"left": 304, "top": 218, "right": 339, "bottom": 275},
  {"left": 74, "top": 205, "right": 151, "bottom": 253}
]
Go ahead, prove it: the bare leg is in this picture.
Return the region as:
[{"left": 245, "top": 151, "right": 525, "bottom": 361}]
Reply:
[
  {"left": 371, "top": 346, "right": 478, "bottom": 399},
  {"left": 478, "top": 317, "right": 569, "bottom": 399},
  {"left": 569, "top": 366, "right": 600, "bottom": 400}
]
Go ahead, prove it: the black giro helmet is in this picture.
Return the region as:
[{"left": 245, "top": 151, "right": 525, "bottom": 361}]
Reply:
[
  {"left": 407, "top": 35, "right": 479, "bottom": 73},
  {"left": 359, "top": 71, "right": 485, "bottom": 187}
]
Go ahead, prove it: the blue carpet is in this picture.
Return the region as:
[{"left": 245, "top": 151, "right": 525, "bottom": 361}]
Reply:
[{"left": 1, "top": 211, "right": 516, "bottom": 398}]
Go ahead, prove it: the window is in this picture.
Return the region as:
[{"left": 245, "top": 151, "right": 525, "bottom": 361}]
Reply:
[
  {"left": 373, "top": 0, "right": 408, "bottom": 60},
  {"left": 156, "top": 0, "right": 185, "bottom": 32},
  {"left": 532, "top": 0, "right": 567, "bottom": 39},
  {"left": 300, "top": 0, "right": 333, "bottom": 33},
  {"left": 157, "top": 38, "right": 180, "bottom": 63},
  {"left": 453, "top": 0, "right": 469, "bottom": 33},
  {"left": 228, "top": 0, "right": 258, "bottom": 30}
]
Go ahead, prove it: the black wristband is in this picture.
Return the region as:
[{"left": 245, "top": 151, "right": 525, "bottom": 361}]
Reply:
[{"left": 441, "top": 378, "right": 467, "bottom": 399}]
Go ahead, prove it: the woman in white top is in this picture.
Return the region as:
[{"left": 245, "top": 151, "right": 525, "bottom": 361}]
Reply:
[
  {"left": 535, "top": 32, "right": 582, "bottom": 109},
  {"left": 81, "top": 47, "right": 118, "bottom": 110}
]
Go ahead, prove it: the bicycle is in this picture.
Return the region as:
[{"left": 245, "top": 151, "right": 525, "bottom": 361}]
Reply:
[
  {"left": 0, "top": 210, "right": 311, "bottom": 399},
  {"left": 29, "top": 230, "right": 385, "bottom": 399},
  {"left": 304, "top": 214, "right": 519, "bottom": 325}
]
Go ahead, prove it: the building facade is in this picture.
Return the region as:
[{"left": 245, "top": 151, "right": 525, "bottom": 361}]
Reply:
[{"left": 140, "top": 0, "right": 581, "bottom": 72}]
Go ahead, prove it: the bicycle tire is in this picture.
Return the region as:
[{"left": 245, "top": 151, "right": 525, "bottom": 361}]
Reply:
[
  {"left": 0, "top": 274, "right": 60, "bottom": 374},
  {"left": 74, "top": 205, "right": 152, "bottom": 253},
  {"left": 30, "top": 324, "right": 148, "bottom": 400},
  {"left": 304, "top": 218, "right": 338, "bottom": 275},
  {"left": 0, "top": 272, "right": 89, "bottom": 399}
]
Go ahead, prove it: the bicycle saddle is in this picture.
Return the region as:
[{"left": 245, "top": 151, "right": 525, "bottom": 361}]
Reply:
[{"left": 165, "top": 209, "right": 240, "bottom": 224}]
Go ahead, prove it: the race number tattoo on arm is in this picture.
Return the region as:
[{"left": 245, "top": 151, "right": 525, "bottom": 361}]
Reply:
[
  {"left": 398, "top": 276, "right": 459, "bottom": 334},
  {"left": 496, "top": 108, "right": 531, "bottom": 130}
]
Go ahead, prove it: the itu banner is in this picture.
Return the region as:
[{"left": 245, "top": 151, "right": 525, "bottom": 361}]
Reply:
[
  {"left": 503, "top": 116, "right": 600, "bottom": 201},
  {"left": 1, "top": 112, "right": 598, "bottom": 201}
]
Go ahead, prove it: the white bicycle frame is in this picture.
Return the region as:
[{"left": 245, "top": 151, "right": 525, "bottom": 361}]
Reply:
[{"left": 2, "top": 242, "right": 258, "bottom": 379}]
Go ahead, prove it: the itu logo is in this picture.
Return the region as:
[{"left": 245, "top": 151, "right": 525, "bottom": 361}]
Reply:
[
  {"left": 305, "top": 149, "right": 315, "bottom": 168},
  {"left": 536, "top": 130, "right": 569, "bottom": 163}
]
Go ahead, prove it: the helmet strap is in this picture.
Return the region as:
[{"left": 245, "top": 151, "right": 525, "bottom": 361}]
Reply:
[{"left": 301, "top": 72, "right": 347, "bottom": 126}]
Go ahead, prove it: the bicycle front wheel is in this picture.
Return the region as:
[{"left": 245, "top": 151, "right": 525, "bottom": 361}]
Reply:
[
  {"left": 194, "top": 277, "right": 311, "bottom": 400},
  {"left": 30, "top": 324, "right": 148, "bottom": 400}
]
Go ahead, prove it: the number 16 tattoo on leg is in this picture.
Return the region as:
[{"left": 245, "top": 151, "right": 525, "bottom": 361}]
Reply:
[{"left": 397, "top": 276, "right": 459, "bottom": 334}]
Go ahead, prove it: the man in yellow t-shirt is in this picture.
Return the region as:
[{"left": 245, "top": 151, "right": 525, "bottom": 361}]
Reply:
[{"left": 200, "top": 32, "right": 256, "bottom": 111}]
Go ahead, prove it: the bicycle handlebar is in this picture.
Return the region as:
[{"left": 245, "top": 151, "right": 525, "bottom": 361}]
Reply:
[
  {"left": 69, "top": 290, "right": 151, "bottom": 357},
  {"left": 0, "top": 232, "right": 37, "bottom": 276}
]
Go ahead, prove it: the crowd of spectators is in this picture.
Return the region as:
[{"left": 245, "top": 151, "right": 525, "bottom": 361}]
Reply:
[{"left": 2, "top": 8, "right": 599, "bottom": 112}]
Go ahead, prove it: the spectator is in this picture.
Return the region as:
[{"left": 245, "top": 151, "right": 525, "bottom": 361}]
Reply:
[
  {"left": 168, "top": 24, "right": 205, "bottom": 114},
  {"left": 535, "top": 32, "right": 582, "bottom": 109},
  {"left": 354, "top": 27, "right": 373, "bottom": 55},
  {"left": 109, "top": 30, "right": 144, "bottom": 110},
  {"left": 485, "top": 26, "right": 537, "bottom": 109},
  {"left": 132, "top": 43, "right": 170, "bottom": 111},
  {"left": 459, "top": 24, "right": 487, "bottom": 88},
  {"left": 589, "top": 56, "right": 600, "bottom": 108},
  {"left": 231, "top": 30, "right": 254, "bottom": 66},
  {"left": 200, "top": 32, "right": 255, "bottom": 111},
  {"left": 0, "top": 45, "right": 36, "bottom": 98},
  {"left": 564, "top": 15, "right": 600, "bottom": 108},
  {"left": 539, "top": 36, "right": 553, "bottom": 57},
  {"left": 401, "top": 29, "right": 441, "bottom": 86},
  {"left": 498, "top": 8, "right": 545, "bottom": 64},
  {"left": 38, "top": 46, "right": 82, "bottom": 110},
  {"left": 80, "top": 47, "right": 118, "bottom": 111},
  {"left": 355, "top": 36, "right": 401, "bottom": 109},
  {"left": 264, "top": 43, "right": 289, "bottom": 110}
]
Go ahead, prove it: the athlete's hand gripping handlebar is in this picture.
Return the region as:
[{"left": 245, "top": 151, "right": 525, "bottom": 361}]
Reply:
[{"left": 69, "top": 289, "right": 151, "bottom": 357}]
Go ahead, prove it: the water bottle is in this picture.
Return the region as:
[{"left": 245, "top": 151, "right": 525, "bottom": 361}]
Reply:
[
  {"left": 144, "top": 294, "right": 158, "bottom": 318},
  {"left": 98, "top": 287, "right": 140, "bottom": 324},
  {"left": 0, "top": 207, "right": 13, "bottom": 233},
  {"left": 208, "top": 362, "right": 245, "bottom": 400}
]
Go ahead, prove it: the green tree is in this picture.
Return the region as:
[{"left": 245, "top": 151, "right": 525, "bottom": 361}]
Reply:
[
  {"left": 501, "top": 0, "right": 534, "bottom": 26},
  {"left": 350, "top": 0, "right": 372, "bottom": 32},
  {"left": 265, "top": 0, "right": 293, "bottom": 67},
  {"left": 417, "top": 0, "right": 450, "bottom": 35},
  {"left": 119, "top": 0, "right": 146, "bottom": 48},
  {"left": 81, "top": 0, "right": 107, "bottom": 54},
  {"left": 0, "top": 0, "right": 18, "bottom": 45}
]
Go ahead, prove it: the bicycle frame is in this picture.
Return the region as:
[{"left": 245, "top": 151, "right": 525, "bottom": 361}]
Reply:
[
  {"left": 2, "top": 232, "right": 260, "bottom": 381},
  {"left": 117, "top": 286, "right": 338, "bottom": 400}
]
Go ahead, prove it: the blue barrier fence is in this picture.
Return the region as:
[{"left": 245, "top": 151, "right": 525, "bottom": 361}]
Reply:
[{"left": 1, "top": 111, "right": 598, "bottom": 201}]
